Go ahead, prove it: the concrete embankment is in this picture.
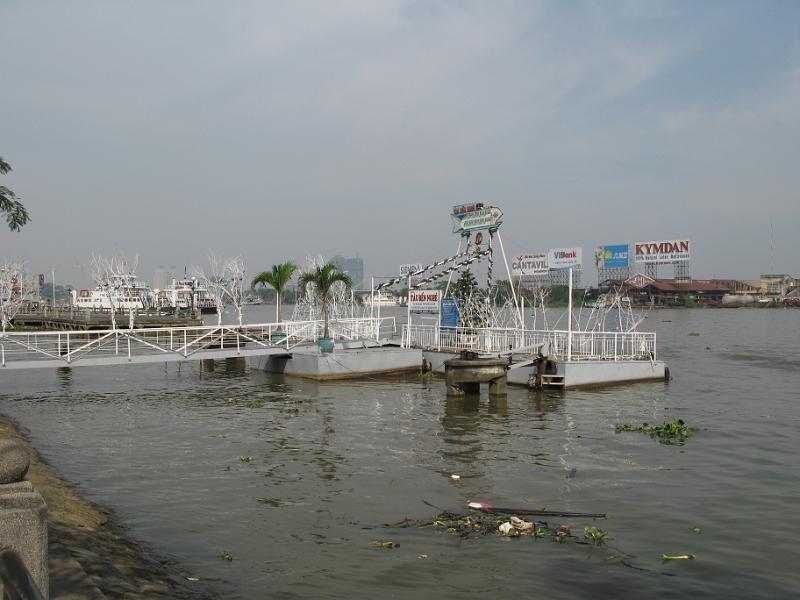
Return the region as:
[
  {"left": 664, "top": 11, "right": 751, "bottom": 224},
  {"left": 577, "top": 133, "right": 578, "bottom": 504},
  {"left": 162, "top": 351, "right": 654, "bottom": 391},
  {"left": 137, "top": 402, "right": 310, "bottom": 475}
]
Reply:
[{"left": 0, "top": 416, "right": 223, "bottom": 600}]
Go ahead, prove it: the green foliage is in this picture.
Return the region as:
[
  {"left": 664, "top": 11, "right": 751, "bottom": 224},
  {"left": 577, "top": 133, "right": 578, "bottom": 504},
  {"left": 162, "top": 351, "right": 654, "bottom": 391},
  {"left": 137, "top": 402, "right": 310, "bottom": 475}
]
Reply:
[
  {"left": 683, "top": 296, "right": 698, "bottom": 308},
  {"left": 297, "top": 262, "right": 352, "bottom": 337},
  {"left": 218, "top": 550, "right": 234, "bottom": 561},
  {"left": 245, "top": 400, "right": 264, "bottom": 409},
  {"left": 615, "top": 419, "right": 695, "bottom": 445},
  {"left": 369, "top": 540, "right": 399, "bottom": 549},
  {"left": 583, "top": 525, "right": 608, "bottom": 544},
  {"left": 0, "top": 156, "right": 30, "bottom": 232},
  {"left": 452, "top": 269, "right": 478, "bottom": 301},
  {"left": 251, "top": 261, "right": 297, "bottom": 295},
  {"left": 239, "top": 455, "right": 253, "bottom": 462}
]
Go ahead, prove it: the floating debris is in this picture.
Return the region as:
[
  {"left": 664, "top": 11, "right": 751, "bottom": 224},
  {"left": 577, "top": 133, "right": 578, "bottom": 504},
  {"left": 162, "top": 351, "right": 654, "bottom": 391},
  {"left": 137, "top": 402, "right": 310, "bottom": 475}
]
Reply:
[
  {"left": 468, "top": 501, "right": 606, "bottom": 519},
  {"left": 450, "top": 474, "right": 461, "bottom": 480},
  {"left": 245, "top": 401, "right": 264, "bottom": 409},
  {"left": 239, "top": 455, "right": 253, "bottom": 463},
  {"left": 615, "top": 420, "right": 695, "bottom": 445},
  {"left": 688, "top": 332, "right": 700, "bottom": 336},
  {"left": 385, "top": 511, "right": 594, "bottom": 544},
  {"left": 218, "top": 551, "right": 233, "bottom": 561},
  {"left": 661, "top": 554, "right": 695, "bottom": 562},
  {"left": 256, "top": 497, "right": 283, "bottom": 507},
  {"left": 370, "top": 540, "right": 400, "bottom": 549},
  {"left": 692, "top": 527, "right": 702, "bottom": 534}
]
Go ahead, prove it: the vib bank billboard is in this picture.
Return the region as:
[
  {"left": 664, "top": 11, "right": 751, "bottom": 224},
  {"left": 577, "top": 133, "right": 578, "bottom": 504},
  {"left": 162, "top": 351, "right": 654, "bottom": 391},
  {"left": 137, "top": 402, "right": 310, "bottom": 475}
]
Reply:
[
  {"left": 548, "top": 247, "right": 582, "bottom": 270},
  {"left": 594, "top": 244, "right": 629, "bottom": 269}
]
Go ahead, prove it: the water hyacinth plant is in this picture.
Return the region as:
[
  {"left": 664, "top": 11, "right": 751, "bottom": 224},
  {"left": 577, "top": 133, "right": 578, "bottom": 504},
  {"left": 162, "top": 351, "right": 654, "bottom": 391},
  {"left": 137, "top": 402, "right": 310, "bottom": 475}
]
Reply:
[{"left": 615, "top": 419, "right": 696, "bottom": 445}]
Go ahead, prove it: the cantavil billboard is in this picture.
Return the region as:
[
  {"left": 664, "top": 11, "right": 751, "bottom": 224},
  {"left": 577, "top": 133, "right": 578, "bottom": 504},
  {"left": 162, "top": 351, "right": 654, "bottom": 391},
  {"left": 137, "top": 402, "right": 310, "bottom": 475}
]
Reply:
[
  {"left": 634, "top": 240, "right": 690, "bottom": 263},
  {"left": 595, "top": 244, "right": 629, "bottom": 269},
  {"left": 511, "top": 253, "right": 548, "bottom": 277}
]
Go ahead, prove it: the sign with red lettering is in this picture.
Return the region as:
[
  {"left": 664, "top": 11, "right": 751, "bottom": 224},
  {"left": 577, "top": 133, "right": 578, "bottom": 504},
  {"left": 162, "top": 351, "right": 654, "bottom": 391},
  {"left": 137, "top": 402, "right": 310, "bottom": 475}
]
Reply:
[
  {"left": 547, "top": 247, "right": 582, "bottom": 269},
  {"left": 634, "top": 239, "right": 691, "bottom": 263},
  {"left": 409, "top": 289, "right": 441, "bottom": 314}
]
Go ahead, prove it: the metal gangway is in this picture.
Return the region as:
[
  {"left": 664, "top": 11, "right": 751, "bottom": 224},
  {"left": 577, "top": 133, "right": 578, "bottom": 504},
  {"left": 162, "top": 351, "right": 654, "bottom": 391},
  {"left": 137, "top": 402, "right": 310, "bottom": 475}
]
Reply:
[
  {"left": 401, "top": 324, "right": 656, "bottom": 361},
  {"left": 0, "top": 317, "right": 396, "bottom": 370}
]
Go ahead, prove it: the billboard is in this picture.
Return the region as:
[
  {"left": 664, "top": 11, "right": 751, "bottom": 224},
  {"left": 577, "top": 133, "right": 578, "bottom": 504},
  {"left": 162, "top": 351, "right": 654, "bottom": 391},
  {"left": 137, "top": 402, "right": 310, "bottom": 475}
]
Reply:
[
  {"left": 440, "top": 298, "right": 459, "bottom": 327},
  {"left": 408, "top": 290, "right": 441, "bottom": 314},
  {"left": 511, "top": 253, "right": 549, "bottom": 277},
  {"left": 400, "top": 264, "right": 424, "bottom": 277},
  {"left": 451, "top": 204, "right": 503, "bottom": 233},
  {"left": 595, "top": 244, "right": 629, "bottom": 269},
  {"left": 548, "top": 247, "right": 582, "bottom": 270},
  {"left": 634, "top": 239, "right": 690, "bottom": 263}
]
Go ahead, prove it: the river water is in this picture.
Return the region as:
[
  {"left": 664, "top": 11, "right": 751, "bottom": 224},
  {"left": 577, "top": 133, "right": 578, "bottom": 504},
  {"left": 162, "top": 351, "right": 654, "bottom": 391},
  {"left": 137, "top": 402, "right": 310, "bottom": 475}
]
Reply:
[{"left": 1, "top": 307, "right": 798, "bottom": 598}]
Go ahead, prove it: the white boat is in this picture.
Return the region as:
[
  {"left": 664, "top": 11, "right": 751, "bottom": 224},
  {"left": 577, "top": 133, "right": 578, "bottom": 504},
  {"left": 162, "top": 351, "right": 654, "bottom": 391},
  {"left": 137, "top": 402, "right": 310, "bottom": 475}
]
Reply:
[
  {"left": 71, "top": 274, "right": 154, "bottom": 311},
  {"left": 243, "top": 295, "right": 265, "bottom": 306},
  {"left": 155, "top": 278, "right": 219, "bottom": 313}
]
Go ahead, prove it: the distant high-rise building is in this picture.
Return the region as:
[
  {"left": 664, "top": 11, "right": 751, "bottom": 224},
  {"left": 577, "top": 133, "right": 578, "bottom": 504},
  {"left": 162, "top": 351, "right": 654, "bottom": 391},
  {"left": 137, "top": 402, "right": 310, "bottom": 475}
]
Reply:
[
  {"left": 330, "top": 256, "right": 364, "bottom": 289},
  {"left": 153, "top": 266, "right": 177, "bottom": 290}
]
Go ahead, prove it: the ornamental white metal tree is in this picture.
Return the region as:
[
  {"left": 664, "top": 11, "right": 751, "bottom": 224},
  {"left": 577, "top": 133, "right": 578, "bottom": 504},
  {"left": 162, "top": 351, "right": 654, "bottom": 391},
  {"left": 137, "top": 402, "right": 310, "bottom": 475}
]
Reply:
[
  {"left": 89, "top": 252, "right": 141, "bottom": 330},
  {"left": 223, "top": 255, "right": 247, "bottom": 327},
  {"left": 192, "top": 254, "right": 247, "bottom": 326},
  {"left": 0, "top": 260, "right": 30, "bottom": 333}
]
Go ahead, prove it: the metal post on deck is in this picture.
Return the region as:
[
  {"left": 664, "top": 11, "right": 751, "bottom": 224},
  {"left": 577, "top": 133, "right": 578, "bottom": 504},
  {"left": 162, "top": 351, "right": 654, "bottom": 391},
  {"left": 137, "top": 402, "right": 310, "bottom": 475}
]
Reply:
[
  {"left": 567, "top": 267, "right": 573, "bottom": 362},
  {"left": 183, "top": 330, "right": 188, "bottom": 357},
  {"left": 495, "top": 230, "right": 523, "bottom": 328}
]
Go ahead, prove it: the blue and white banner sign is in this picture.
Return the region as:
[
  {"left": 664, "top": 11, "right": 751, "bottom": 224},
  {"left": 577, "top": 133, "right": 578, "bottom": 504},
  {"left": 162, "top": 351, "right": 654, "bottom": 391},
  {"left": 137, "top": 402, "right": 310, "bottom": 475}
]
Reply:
[
  {"left": 595, "top": 244, "right": 629, "bottom": 269},
  {"left": 440, "top": 298, "right": 459, "bottom": 327},
  {"left": 451, "top": 204, "right": 503, "bottom": 233}
]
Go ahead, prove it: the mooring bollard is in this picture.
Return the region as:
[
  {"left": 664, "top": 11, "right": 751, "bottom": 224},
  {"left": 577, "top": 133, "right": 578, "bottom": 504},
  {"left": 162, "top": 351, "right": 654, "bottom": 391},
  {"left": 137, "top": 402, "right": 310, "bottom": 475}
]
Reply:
[
  {"left": 0, "top": 438, "right": 48, "bottom": 599},
  {"left": 443, "top": 352, "right": 509, "bottom": 397}
]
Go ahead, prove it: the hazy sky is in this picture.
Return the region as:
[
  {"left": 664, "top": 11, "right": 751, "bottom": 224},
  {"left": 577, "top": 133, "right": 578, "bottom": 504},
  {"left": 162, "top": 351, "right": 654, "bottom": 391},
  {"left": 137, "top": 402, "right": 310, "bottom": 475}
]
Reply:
[{"left": 1, "top": 0, "right": 798, "bottom": 287}]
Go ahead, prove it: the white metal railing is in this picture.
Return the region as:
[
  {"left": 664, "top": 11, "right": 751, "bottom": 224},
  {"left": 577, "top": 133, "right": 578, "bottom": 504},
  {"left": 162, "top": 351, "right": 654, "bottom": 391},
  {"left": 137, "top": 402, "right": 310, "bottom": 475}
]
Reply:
[
  {"left": 0, "top": 317, "right": 396, "bottom": 368},
  {"left": 401, "top": 324, "right": 656, "bottom": 362}
]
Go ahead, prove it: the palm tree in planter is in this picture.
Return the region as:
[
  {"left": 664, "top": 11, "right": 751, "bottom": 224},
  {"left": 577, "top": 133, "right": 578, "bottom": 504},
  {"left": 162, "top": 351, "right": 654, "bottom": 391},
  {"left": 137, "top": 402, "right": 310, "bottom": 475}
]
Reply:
[
  {"left": 297, "top": 262, "right": 352, "bottom": 351},
  {"left": 251, "top": 261, "right": 297, "bottom": 326}
]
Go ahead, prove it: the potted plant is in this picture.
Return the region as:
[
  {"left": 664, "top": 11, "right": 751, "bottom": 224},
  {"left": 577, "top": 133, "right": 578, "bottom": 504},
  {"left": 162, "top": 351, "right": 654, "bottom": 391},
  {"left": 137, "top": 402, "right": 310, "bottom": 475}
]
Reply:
[{"left": 297, "top": 262, "right": 352, "bottom": 353}]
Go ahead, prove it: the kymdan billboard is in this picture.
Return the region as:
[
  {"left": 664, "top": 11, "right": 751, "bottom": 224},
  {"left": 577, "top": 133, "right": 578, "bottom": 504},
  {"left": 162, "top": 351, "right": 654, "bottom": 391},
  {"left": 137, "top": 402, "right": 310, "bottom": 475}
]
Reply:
[
  {"left": 511, "top": 253, "right": 548, "bottom": 277},
  {"left": 548, "top": 247, "right": 582, "bottom": 270},
  {"left": 595, "top": 244, "right": 629, "bottom": 269},
  {"left": 634, "top": 239, "right": 690, "bottom": 263}
]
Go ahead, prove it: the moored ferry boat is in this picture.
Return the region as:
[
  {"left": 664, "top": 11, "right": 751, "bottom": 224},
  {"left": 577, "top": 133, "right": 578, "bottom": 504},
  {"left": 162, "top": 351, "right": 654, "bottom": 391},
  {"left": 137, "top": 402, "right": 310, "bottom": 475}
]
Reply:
[
  {"left": 71, "top": 274, "right": 154, "bottom": 311},
  {"left": 155, "top": 278, "right": 220, "bottom": 313}
]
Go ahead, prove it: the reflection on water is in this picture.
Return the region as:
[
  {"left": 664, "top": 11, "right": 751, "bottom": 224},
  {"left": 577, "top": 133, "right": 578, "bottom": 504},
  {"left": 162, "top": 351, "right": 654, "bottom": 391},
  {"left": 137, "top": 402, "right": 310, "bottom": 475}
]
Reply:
[
  {"left": 0, "top": 309, "right": 798, "bottom": 598},
  {"left": 55, "top": 366, "right": 72, "bottom": 388}
]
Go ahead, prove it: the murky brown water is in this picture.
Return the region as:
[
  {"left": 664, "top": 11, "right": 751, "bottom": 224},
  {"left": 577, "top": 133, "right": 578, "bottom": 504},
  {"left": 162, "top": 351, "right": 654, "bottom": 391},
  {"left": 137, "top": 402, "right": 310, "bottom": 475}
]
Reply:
[{"left": 1, "top": 307, "right": 798, "bottom": 598}]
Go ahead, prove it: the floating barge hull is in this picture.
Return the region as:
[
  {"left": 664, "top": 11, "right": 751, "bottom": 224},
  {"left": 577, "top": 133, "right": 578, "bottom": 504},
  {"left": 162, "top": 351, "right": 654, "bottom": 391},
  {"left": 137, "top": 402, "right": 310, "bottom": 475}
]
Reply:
[
  {"left": 250, "top": 344, "right": 422, "bottom": 380},
  {"left": 423, "top": 350, "right": 666, "bottom": 389}
]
